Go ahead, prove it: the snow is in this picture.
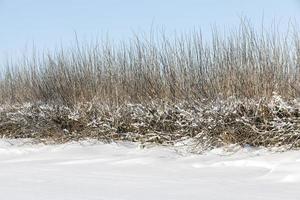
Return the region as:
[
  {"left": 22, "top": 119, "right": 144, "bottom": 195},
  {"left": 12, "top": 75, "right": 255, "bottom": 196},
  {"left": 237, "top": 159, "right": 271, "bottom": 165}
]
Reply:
[{"left": 0, "top": 140, "right": 299, "bottom": 200}]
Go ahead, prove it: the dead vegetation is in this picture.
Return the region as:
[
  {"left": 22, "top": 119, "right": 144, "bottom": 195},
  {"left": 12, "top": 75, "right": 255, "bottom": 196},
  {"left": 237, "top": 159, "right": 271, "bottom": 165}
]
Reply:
[
  {"left": 1, "top": 20, "right": 300, "bottom": 150},
  {"left": 1, "top": 21, "right": 300, "bottom": 105},
  {"left": 1, "top": 95, "right": 300, "bottom": 151}
]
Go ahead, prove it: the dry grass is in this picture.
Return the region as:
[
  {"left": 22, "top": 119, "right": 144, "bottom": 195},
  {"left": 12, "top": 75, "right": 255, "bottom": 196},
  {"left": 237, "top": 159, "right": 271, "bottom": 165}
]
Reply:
[
  {"left": 1, "top": 21, "right": 300, "bottom": 105},
  {"left": 1, "top": 96, "right": 300, "bottom": 152},
  {"left": 1, "top": 20, "right": 300, "bottom": 150}
]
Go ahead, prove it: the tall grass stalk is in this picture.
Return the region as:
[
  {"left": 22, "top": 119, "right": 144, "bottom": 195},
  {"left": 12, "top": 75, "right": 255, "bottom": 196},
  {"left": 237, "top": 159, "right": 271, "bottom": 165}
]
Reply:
[{"left": 1, "top": 21, "right": 300, "bottom": 106}]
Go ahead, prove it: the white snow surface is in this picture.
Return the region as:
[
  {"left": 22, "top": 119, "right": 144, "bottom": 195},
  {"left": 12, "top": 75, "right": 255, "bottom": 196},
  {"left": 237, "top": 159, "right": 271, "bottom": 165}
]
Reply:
[{"left": 0, "top": 140, "right": 300, "bottom": 200}]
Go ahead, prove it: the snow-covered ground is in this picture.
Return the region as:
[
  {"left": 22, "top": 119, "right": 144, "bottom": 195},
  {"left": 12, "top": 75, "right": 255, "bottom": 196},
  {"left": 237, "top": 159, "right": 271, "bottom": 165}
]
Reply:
[{"left": 0, "top": 140, "right": 299, "bottom": 200}]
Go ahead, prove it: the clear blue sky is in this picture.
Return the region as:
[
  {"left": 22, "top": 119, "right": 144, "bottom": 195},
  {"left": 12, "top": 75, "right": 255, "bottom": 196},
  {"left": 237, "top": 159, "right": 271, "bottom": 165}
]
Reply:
[{"left": 0, "top": 0, "right": 300, "bottom": 62}]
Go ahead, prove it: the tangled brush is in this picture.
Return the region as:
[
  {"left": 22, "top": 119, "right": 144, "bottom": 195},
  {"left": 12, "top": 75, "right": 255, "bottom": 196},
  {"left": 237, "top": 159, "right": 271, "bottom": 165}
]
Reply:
[{"left": 1, "top": 94, "right": 300, "bottom": 152}]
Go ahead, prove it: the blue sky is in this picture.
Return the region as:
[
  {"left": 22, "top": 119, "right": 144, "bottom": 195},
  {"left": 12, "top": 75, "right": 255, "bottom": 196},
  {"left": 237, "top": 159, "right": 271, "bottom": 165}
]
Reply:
[{"left": 0, "top": 0, "right": 300, "bottom": 62}]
